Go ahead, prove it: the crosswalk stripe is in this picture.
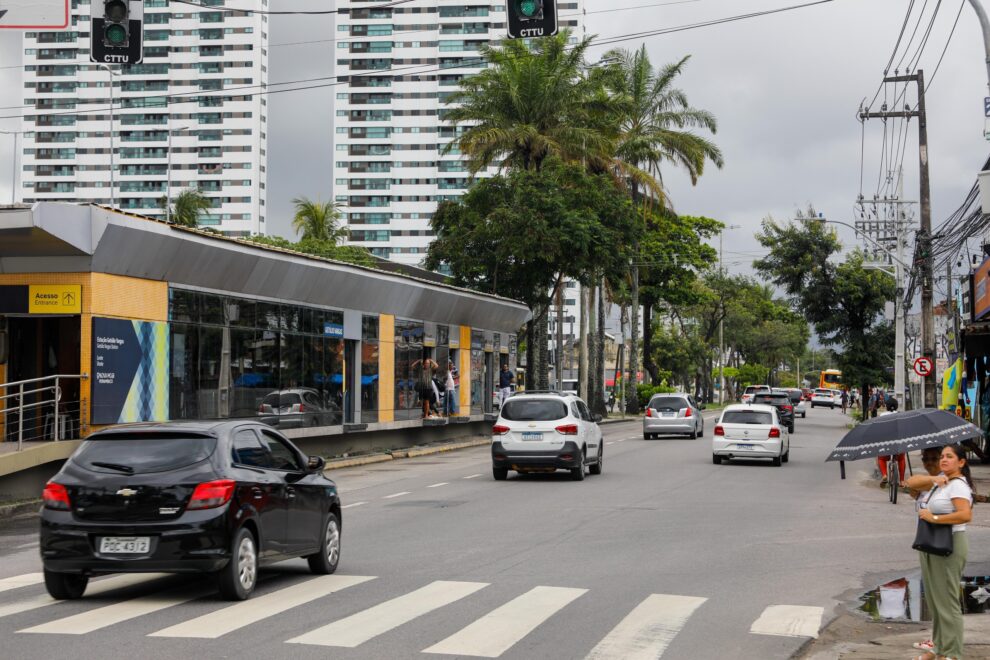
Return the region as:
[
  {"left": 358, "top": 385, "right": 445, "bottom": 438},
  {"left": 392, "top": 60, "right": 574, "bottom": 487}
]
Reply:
[
  {"left": 149, "top": 574, "right": 376, "bottom": 639},
  {"left": 749, "top": 605, "right": 823, "bottom": 638},
  {"left": 463, "top": 474, "right": 482, "bottom": 479},
  {"left": 384, "top": 491, "right": 410, "bottom": 499},
  {"left": 0, "top": 573, "right": 173, "bottom": 621},
  {"left": 287, "top": 580, "right": 488, "bottom": 648},
  {"left": 585, "top": 594, "right": 707, "bottom": 660},
  {"left": 0, "top": 573, "right": 43, "bottom": 594},
  {"left": 423, "top": 586, "right": 587, "bottom": 658},
  {"left": 428, "top": 482, "right": 449, "bottom": 488},
  {"left": 19, "top": 582, "right": 214, "bottom": 635},
  {"left": 342, "top": 501, "right": 367, "bottom": 509}
]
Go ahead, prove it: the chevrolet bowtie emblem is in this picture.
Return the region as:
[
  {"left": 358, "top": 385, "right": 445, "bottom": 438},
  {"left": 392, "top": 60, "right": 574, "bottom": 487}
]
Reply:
[{"left": 116, "top": 488, "right": 138, "bottom": 497}]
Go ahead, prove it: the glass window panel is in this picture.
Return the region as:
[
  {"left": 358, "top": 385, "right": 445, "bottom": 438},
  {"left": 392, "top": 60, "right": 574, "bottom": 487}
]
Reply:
[
  {"left": 361, "top": 339, "right": 379, "bottom": 423},
  {"left": 168, "top": 288, "right": 198, "bottom": 323},
  {"left": 197, "top": 325, "right": 223, "bottom": 417},
  {"left": 169, "top": 322, "right": 198, "bottom": 419},
  {"left": 199, "top": 292, "right": 224, "bottom": 326},
  {"left": 362, "top": 315, "right": 378, "bottom": 341},
  {"left": 228, "top": 297, "right": 256, "bottom": 328}
]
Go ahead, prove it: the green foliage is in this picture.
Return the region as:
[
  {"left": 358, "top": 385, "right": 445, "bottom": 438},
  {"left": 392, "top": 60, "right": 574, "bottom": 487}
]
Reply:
[
  {"left": 243, "top": 235, "right": 377, "bottom": 268},
  {"left": 637, "top": 382, "right": 677, "bottom": 408},
  {"left": 290, "top": 197, "right": 348, "bottom": 244},
  {"left": 160, "top": 188, "right": 213, "bottom": 227},
  {"left": 737, "top": 363, "right": 769, "bottom": 387}
]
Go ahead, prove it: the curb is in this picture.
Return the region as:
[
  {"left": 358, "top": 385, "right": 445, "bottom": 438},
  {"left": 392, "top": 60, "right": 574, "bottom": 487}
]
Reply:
[
  {"left": 0, "top": 499, "right": 41, "bottom": 520},
  {"left": 324, "top": 437, "right": 489, "bottom": 471}
]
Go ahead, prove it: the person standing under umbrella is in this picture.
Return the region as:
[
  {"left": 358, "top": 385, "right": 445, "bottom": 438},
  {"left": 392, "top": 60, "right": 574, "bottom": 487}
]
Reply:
[
  {"left": 905, "top": 447, "right": 945, "bottom": 656},
  {"left": 906, "top": 444, "right": 974, "bottom": 660}
]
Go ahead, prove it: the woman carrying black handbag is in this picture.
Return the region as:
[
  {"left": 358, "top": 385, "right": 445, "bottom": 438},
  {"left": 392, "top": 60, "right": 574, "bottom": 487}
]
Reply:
[{"left": 905, "top": 444, "right": 974, "bottom": 660}]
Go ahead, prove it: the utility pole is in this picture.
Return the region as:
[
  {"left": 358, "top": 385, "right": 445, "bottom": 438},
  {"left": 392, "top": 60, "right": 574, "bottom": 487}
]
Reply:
[
  {"left": 859, "top": 70, "right": 936, "bottom": 407},
  {"left": 555, "top": 284, "right": 564, "bottom": 391}
]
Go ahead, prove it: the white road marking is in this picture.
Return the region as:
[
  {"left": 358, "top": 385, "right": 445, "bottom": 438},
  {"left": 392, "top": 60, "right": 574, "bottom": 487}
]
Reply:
[
  {"left": 383, "top": 491, "right": 410, "bottom": 499},
  {"left": 149, "top": 575, "right": 375, "bottom": 639},
  {"left": 605, "top": 442, "right": 615, "bottom": 445},
  {"left": 0, "top": 573, "right": 43, "bottom": 594},
  {"left": 19, "top": 583, "right": 214, "bottom": 634},
  {"left": 342, "top": 501, "right": 367, "bottom": 509},
  {"left": 585, "top": 594, "right": 707, "bottom": 660},
  {"left": 749, "top": 605, "right": 824, "bottom": 638},
  {"left": 427, "top": 482, "right": 449, "bottom": 488},
  {"left": 463, "top": 474, "right": 482, "bottom": 479},
  {"left": 287, "top": 580, "right": 488, "bottom": 648},
  {"left": 424, "top": 585, "right": 587, "bottom": 658},
  {"left": 0, "top": 573, "right": 172, "bottom": 620}
]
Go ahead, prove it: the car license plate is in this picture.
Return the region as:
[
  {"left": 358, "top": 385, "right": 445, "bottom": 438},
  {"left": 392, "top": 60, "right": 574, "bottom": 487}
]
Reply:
[
  {"left": 662, "top": 412, "right": 675, "bottom": 417},
  {"left": 521, "top": 432, "right": 542, "bottom": 441},
  {"left": 99, "top": 536, "right": 151, "bottom": 554},
  {"left": 736, "top": 444, "right": 754, "bottom": 450}
]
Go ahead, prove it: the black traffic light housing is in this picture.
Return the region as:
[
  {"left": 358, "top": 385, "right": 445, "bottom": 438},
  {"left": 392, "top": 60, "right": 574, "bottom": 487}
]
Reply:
[
  {"left": 90, "top": 0, "right": 144, "bottom": 65},
  {"left": 507, "top": 0, "right": 558, "bottom": 39}
]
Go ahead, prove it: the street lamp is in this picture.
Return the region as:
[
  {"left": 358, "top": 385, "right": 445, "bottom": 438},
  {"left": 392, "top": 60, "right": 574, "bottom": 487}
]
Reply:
[
  {"left": 165, "top": 125, "right": 193, "bottom": 224},
  {"left": 718, "top": 224, "right": 742, "bottom": 405},
  {"left": 0, "top": 129, "right": 19, "bottom": 204},
  {"left": 98, "top": 64, "right": 118, "bottom": 209}
]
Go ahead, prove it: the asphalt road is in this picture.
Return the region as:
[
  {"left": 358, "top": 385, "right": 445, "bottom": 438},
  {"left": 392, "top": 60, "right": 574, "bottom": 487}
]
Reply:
[{"left": 0, "top": 405, "right": 982, "bottom": 660}]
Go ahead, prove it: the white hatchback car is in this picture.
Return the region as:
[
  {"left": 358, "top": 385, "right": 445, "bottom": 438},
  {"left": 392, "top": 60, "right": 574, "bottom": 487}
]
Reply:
[
  {"left": 810, "top": 388, "right": 838, "bottom": 409},
  {"left": 491, "top": 392, "right": 604, "bottom": 481},
  {"left": 712, "top": 404, "right": 790, "bottom": 466}
]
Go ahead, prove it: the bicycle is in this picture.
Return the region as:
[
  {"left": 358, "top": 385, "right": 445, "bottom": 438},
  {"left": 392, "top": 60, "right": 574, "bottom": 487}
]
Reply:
[{"left": 887, "top": 457, "right": 899, "bottom": 504}]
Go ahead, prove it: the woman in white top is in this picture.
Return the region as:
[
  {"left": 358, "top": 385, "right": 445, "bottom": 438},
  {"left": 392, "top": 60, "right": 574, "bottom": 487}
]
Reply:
[
  {"left": 906, "top": 443, "right": 974, "bottom": 660},
  {"left": 906, "top": 447, "right": 947, "bottom": 654}
]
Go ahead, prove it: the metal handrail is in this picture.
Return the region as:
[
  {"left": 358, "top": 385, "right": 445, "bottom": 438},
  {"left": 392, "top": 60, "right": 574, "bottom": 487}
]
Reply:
[{"left": 0, "top": 373, "right": 89, "bottom": 450}]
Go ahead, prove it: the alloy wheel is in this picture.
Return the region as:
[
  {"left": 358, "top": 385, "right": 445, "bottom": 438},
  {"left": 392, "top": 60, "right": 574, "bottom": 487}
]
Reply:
[
  {"left": 237, "top": 535, "right": 257, "bottom": 591},
  {"left": 326, "top": 518, "right": 340, "bottom": 566}
]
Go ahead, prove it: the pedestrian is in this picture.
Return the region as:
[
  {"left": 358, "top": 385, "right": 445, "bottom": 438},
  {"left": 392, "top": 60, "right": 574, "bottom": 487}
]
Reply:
[
  {"left": 905, "top": 447, "right": 946, "bottom": 657},
  {"left": 869, "top": 388, "right": 880, "bottom": 419},
  {"left": 886, "top": 391, "right": 899, "bottom": 412},
  {"left": 608, "top": 391, "right": 616, "bottom": 413},
  {"left": 445, "top": 364, "right": 457, "bottom": 416},
  {"left": 906, "top": 443, "right": 974, "bottom": 660},
  {"left": 498, "top": 363, "right": 514, "bottom": 407},
  {"left": 840, "top": 389, "right": 848, "bottom": 414}
]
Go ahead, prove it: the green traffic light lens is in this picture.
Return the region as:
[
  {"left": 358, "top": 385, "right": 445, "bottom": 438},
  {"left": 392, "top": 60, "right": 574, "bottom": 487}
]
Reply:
[
  {"left": 105, "top": 23, "right": 127, "bottom": 46},
  {"left": 517, "top": 0, "right": 539, "bottom": 17}
]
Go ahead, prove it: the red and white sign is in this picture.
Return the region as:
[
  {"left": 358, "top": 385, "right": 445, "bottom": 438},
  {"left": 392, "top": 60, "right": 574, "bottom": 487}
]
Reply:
[
  {"left": 0, "top": 1, "right": 69, "bottom": 30},
  {"left": 913, "top": 357, "right": 934, "bottom": 377}
]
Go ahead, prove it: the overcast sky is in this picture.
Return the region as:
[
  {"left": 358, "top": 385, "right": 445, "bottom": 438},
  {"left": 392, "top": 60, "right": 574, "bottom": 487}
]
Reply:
[{"left": 1, "top": 0, "right": 988, "bottom": 283}]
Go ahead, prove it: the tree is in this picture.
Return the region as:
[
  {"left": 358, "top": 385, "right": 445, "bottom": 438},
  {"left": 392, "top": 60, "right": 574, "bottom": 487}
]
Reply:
[
  {"left": 291, "top": 197, "right": 348, "bottom": 244},
  {"left": 160, "top": 188, "right": 212, "bottom": 227},
  {"left": 243, "top": 235, "right": 376, "bottom": 268}
]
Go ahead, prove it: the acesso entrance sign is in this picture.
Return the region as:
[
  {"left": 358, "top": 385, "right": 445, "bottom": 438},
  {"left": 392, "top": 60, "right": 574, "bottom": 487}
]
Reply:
[{"left": 507, "top": 0, "right": 558, "bottom": 39}]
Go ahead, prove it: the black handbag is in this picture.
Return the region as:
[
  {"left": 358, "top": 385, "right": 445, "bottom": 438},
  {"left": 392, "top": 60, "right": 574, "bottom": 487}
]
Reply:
[{"left": 912, "top": 485, "right": 954, "bottom": 556}]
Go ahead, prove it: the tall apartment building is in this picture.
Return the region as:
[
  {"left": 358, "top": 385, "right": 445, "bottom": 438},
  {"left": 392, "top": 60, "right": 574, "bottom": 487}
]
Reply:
[
  {"left": 333, "top": 1, "right": 584, "bottom": 265},
  {"left": 20, "top": 0, "right": 267, "bottom": 236}
]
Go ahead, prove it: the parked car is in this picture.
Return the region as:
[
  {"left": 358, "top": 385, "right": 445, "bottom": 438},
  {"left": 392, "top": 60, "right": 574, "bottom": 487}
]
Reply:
[
  {"left": 40, "top": 421, "right": 341, "bottom": 601},
  {"left": 801, "top": 388, "right": 814, "bottom": 401},
  {"left": 712, "top": 404, "right": 790, "bottom": 466},
  {"left": 783, "top": 388, "right": 807, "bottom": 418},
  {"left": 258, "top": 388, "right": 340, "bottom": 429},
  {"left": 643, "top": 393, "right": 705, "bottom": 439},
  {"left": 811, "top": 388, "right": 839, "bottom": 409},
  {"left": 740, "top": 384, "right": 771, "bottom": 404},
  {"left": 752, "top": 391, "right": 795, "bottom": 433},
  {"left": 491, "top": 392, "right": 603, "bottom": 481}
]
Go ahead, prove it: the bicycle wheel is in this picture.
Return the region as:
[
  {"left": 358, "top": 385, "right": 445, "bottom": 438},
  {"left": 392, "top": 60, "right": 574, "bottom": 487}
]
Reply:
[{"left": 888, "top": 459, "right": 899, "bottom": 504}]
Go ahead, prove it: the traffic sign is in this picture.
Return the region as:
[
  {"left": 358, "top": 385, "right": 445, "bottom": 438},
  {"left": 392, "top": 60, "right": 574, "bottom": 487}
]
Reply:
[
  {"left": 0, "top": 0, "right": 69, "bottom": 29},
  {"left": 913, "top": 356, "right": 934, "bottom": 377}
]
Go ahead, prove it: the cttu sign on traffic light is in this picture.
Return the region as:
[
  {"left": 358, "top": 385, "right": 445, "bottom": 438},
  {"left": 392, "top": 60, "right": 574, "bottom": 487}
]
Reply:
[
  {"left": 90, "top": 0, "right": 143, "bottom": 64},
  {"left": 507, "top": 0, "right": 558, "bottom": 39}
]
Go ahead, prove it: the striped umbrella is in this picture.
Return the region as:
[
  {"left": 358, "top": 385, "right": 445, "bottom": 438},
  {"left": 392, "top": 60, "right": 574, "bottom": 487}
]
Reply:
[{"left": 826, "top": 408, "right": 982, "bottom": 462}]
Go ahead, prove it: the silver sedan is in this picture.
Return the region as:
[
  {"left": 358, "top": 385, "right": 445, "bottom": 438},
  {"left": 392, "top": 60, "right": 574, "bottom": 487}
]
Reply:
[{"left": 643, "top": 394, "right": 705, "bottom": 439}]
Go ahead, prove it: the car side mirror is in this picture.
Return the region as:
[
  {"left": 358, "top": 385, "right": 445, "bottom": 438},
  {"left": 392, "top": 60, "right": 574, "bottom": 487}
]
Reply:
[
  {"left": 593, "top": 414, "right": 603, "bottom": 423},
  {"left": 307, "top": 455, "right": 326, "bottom": 473}
]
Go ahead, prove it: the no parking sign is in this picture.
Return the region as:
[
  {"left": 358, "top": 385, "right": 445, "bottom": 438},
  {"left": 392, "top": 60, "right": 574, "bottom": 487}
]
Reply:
[{"left": 913, "top": 356, "right": 934, "bottom": 377}]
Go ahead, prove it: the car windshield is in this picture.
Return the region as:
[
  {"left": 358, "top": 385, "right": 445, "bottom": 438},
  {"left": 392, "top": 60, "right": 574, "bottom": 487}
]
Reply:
[
  {"left": 262, "top": 392, "right": 302, "bottom": 407},
  {"left": 74, "top": 433, "right": 217, "bottom": 474},
  {"left": 815, "top": 389, "right": 831, "bottom": 395},
  {"left": 753, "top": 394, "right": 789, "bottom": 404},
  {"left": 648, "top": 396, "right": 688, "bottom": 412},
  {"left": 744, "top": 386, "right": 768, "bottom": 394},
  {"left": 500, "top": 399, "right": 568, "bottom": 421},
  {"left": 787, "top": 391, "right": 803, "bottom": 403},
  {"left": 722, "top": 410, "right": 773, "bottom": 425}
]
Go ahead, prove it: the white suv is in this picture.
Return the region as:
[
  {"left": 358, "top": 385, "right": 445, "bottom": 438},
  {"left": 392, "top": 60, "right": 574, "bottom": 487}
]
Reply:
[{"left": 491, "top": 392, "right": 604, "bottom": 481}]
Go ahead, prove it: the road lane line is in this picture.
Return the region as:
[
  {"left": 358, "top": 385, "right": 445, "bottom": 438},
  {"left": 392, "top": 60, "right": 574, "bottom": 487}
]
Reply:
[
  {"left": 427, "top": 482, "right": 449, "bottom": 488},
  {"left": 0, "top": 573, "right": 172, "bottom": 620},
  {"left": 605, "top": 442, "right": 615, "bottom": 445},
  {"left": 749, "top": 605, "right": 823, "bottom": 638},
  {"left": 0, "top": 573, "right": 43, "bottom": 594},
  {"left": 342, "top": 501, "right": 367, "bottom": 509},
  {"left": 585, "top": 594, "right": 707, "bottom": 660},
  {"left": 424, "top": 585, "right": 587, "bottom": 657},
  {"left": 383, "top": 491, "right": 410, "bottom": 499},
  {"left": 19, "top": 583, "right": 214, "bottom": 634},
  {"left": 287, "top": 580, "right": 488, "bottom": 648},
  {"left": 149, "top": 575, "right": 375, "bottom": 639},
  {"left": 463, "top": 474, "right": 482, "bottom": 479}
]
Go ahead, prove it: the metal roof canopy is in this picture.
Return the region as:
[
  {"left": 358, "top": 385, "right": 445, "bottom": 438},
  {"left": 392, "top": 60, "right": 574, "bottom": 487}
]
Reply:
[{"left": 0, "top": 203, "right": 531, "bottom": 333}]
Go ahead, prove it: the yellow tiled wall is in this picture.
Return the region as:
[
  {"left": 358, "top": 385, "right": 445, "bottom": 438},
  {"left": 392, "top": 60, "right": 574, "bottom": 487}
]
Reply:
[
  {"left": 378, "top": 314, "right": 395, "bottom": 423},
  {"left": 460, "top": 326, "right": 472, "bottom": 410}
]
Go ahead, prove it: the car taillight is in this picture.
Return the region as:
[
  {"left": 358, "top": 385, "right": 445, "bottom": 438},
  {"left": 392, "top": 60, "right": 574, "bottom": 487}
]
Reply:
[
  {"left": 645, "top": 408, "right": 653, "bottom": 418},
  {"left": 783, "top": 405, "right": 792, "bottom": 412},
  {"left": 714, "top": 425, "right": 724, "bottom": 436},
  {"left": 684, "top": 407, "right": 692, "bottom": 417},
  {"left": 42, "top": 482, "right": 70, "bottom": 510},
  {"left": 555, "top": 424, "right": 579, "bottom": 435},
  {"left": 768, "top": 428, "right": 781, "bottom": 438},
  {"left": 492, "top": 425, "right": 510, "bottom": 435},
  {"left": 187, "top": 479, "right": 236, "bottom": 510}
]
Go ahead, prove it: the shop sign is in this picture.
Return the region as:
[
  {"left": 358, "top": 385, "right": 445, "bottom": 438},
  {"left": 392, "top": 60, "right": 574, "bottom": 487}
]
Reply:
[
  {"left": 323, "top": 322, "right": 344, "bottom": 338},
  {"left": 975, "top": 258, "right": 990, "bottom": 320},
  {"left": 0, "top": 284, "right": 81, "bottom": 314}
]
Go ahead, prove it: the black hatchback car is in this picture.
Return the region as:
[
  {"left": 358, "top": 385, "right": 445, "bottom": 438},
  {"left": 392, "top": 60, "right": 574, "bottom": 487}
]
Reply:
[
  {"left": 40, "top": 421, "right": 341, "bottom": 601},
  {"left": 751, "top": 392, "right": 795, "bottom": 433}
]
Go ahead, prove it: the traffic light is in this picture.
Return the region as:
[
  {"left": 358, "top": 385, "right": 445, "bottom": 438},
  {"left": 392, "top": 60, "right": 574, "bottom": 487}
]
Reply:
[
  {"left": 507, "top": 0, "right": 558, "bottom": 39},
  {"left": 90, "top": 0, "right": 144, "bottom": 65}
]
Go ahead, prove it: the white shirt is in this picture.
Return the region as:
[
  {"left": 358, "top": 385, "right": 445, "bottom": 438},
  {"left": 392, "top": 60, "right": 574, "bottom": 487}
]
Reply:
[{"left": 920, "top": 478, "right": 973, "bottom": 532}]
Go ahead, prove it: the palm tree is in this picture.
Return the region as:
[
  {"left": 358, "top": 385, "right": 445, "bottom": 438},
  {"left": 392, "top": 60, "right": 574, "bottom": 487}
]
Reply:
[
  {"left": 603, "top": 47, "right": 724, "bottom": 412},
  {"left": 291, "top": 197, "right": 348, "bottom": 244},
  {"left": 160, "top": 188, "right": 213, "bottom": 227}
]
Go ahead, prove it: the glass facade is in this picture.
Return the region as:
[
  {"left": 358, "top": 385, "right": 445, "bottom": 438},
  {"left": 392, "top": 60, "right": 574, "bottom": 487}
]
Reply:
[
  {"left": 393, "top": 318, "right": 425, "bottom": 420},
  {"left": 168, "top": 288, "right": 345, "bottom": 429},
  {"left": 361, "top": 315, "right": 379, "bottom": 424}
]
